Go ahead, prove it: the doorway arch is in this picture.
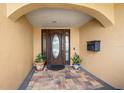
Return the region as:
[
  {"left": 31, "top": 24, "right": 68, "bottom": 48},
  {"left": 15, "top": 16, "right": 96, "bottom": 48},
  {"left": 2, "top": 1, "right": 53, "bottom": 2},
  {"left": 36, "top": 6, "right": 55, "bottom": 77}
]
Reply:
[{"left": 7, "top": 3, "right": 114, "bottom": 27}]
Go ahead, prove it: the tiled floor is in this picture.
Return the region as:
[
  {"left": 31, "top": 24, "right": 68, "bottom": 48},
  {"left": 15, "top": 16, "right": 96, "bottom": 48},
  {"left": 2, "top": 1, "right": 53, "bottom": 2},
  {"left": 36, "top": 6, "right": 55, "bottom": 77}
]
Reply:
[{"left": 20, "top": 66, "right": 115, "bottom": 90}]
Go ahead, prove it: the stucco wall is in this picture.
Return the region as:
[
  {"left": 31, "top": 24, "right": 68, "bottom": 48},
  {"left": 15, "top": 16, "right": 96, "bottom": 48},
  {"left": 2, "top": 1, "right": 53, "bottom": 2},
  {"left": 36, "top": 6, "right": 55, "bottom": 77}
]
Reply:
[
  {"left": 33, "top": 27, "right": 41, "bottom": 60},
  {"left": 0, "top": 4, "right": 33, "bottom": 89},
  {"left": 76, "top": 3, "right": 114, "bottom": 27},
  {"left": 79, "top": 4, "right": 124, "bottom": 89},
  {"left": 33, "top": 28, "right": 79, "bottom": 65}
]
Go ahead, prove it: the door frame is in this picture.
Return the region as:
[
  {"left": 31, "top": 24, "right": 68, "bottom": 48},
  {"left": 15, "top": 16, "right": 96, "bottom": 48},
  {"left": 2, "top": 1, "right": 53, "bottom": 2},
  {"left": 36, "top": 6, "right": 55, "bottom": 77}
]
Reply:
[{"left": 41, "top": 29, "right": 70, "bottom": 65}]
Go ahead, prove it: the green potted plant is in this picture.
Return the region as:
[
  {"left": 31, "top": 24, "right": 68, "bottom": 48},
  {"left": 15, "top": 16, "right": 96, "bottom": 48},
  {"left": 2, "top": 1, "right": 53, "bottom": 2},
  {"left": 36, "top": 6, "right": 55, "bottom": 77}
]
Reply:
[
  {"left": 34, "top": 53, "right": 46, "bottom": 71},
  {"left": 71, "top": 48, "right": 82, "bottom": 70}
]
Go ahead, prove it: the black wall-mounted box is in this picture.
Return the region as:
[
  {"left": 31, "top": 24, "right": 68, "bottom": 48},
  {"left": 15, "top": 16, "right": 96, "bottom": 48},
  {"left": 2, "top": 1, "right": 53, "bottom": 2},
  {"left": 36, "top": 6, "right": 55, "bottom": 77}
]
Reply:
[{"left": 87, "top": 40, "right": 100, "bottom": 52}]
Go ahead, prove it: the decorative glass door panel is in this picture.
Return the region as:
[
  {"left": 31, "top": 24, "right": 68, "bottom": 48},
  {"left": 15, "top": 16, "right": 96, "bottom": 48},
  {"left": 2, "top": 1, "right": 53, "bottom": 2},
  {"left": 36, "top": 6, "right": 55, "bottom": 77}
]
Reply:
[{"left": 52, "top": 34, "right": 60, "bottom": 59}]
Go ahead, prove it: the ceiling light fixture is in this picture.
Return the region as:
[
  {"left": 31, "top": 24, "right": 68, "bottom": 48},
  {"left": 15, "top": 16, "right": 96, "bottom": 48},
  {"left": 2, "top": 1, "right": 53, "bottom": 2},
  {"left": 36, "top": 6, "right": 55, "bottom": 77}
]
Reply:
[{"left": 52, "top": 20, "right": 57, "bottom": 23}]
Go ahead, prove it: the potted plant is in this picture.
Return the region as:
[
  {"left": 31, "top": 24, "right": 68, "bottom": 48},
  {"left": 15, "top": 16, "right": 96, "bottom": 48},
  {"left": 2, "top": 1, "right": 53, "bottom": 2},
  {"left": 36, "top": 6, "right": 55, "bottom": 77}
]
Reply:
[
  {"left": 34, "top": 53, "right": 46, "bottom": 71},
  {"left": 71, "top": 48, "right": 82, "bottom": 70}
]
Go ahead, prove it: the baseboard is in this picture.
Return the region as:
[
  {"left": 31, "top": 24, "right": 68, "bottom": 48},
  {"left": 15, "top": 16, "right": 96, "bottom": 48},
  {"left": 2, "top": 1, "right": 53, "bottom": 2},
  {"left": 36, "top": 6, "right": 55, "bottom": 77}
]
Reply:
[{"left": 18, "top": 67, "right": 35, "bottom": 90}]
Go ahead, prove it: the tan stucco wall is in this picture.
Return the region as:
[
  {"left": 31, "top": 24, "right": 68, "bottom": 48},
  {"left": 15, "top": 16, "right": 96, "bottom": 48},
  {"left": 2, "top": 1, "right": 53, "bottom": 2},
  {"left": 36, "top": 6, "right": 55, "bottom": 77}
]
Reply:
[
  {"left": 75, "top": 3, "right": 114, "bottom": 27},
  {"left": 70, "top": 28, "right": 80, "bottom": 61},
  {"left": 0, "top": 4, "right": 33, "bottom": 89},
  {"left": 33, "top": 28, "right": 79, "bottom": 65},
  {"left": 33, "top": 28, "right": 41, "bottom": 60},
  {"left": 79, "top": 4, "right": 124, "bottom": 89}
]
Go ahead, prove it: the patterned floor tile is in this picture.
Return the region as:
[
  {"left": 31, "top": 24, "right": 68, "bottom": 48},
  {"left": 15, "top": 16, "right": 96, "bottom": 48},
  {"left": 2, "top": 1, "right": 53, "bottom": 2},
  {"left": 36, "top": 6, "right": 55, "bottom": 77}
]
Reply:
[{"left": 26, "top": 66, "right": 106, "bottom": 90}]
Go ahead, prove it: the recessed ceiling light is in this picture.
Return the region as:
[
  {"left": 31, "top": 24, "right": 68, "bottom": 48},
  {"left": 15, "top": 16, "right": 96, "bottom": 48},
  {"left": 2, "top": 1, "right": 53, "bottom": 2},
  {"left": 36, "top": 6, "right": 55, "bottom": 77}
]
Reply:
[{"left": 52, "top": 20, "right": 57, "bottom": 23}]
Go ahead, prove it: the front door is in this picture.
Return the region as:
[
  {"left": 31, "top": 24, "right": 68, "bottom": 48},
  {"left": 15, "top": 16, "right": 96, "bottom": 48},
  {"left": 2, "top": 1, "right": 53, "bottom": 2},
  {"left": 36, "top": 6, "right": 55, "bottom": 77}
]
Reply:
[{"left": 42, "top": 29, "right": 70, "bottom": 65}]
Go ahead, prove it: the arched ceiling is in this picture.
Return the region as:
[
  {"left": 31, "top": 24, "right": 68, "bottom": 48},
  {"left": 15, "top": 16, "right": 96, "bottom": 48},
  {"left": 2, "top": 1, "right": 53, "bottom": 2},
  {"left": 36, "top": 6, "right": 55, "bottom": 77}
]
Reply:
[
  {"left": 7, "top": 3, "right": 115, "bottom": 27},
  {"left": 26, "top": 8, "right": 93, "bottom": 27}
]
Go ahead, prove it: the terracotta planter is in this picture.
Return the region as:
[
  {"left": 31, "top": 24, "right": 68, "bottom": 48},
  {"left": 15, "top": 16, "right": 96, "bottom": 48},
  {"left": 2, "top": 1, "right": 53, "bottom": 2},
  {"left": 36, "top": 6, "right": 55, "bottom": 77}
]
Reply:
[{"left": 34, "top": 62, "right": 45, "bottom": 71}]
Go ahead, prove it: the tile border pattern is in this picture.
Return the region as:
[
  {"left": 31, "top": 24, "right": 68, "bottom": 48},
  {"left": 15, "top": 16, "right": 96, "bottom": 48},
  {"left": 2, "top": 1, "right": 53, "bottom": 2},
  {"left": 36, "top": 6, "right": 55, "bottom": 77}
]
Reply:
[{"left": 19, "top": 66, "right": 118, "bottom": 90}]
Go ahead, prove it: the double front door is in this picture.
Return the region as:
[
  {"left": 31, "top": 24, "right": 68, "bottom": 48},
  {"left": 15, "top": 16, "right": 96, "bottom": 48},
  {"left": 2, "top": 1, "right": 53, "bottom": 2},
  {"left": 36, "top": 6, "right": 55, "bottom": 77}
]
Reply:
[{"left": 42, "top": 29, "right": 70, "bottom": 65}]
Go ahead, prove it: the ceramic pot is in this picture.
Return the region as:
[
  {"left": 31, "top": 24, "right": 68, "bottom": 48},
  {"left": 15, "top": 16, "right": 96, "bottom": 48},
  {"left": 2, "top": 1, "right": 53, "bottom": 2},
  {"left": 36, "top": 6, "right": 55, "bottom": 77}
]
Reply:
[
  {"left": 34, "top": 62, "right": 45, "bottom": 71},
  {"left": 73, "top": 64, "right": 80, "bottom": 70}
]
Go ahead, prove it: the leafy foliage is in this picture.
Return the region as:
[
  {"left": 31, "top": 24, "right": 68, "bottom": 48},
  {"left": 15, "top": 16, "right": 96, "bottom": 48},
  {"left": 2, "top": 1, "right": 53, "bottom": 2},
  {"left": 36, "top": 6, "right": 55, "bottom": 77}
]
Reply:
[
  {"left": 71, "top": 47, "right": 82, "bottom": 65},
  {"left": 71, "top": 53, "right": 82, "bottom": 65},
  {"left": 35, "top": 53, "right": 45, "bottom": 63}
]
